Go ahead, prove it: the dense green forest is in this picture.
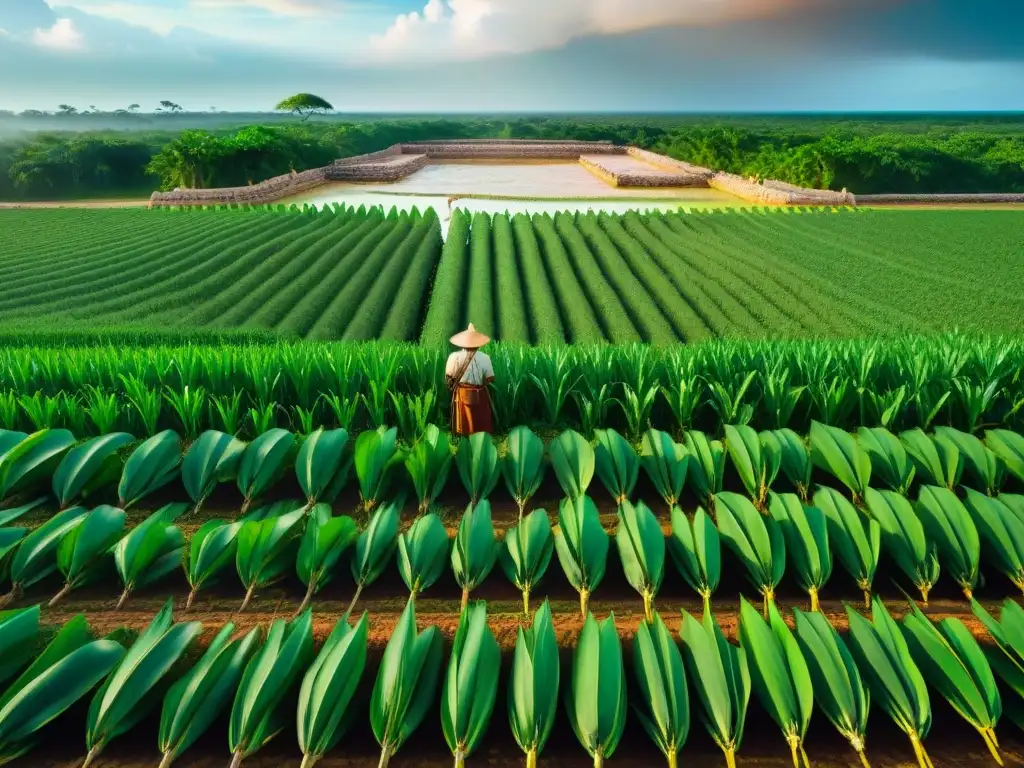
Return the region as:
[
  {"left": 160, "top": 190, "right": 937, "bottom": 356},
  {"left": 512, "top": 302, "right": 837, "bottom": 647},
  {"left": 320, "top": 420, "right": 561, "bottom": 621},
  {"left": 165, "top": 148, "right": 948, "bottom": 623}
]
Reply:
[{"left": 1, "top": 114, "right": 1024, "bottom": 200}]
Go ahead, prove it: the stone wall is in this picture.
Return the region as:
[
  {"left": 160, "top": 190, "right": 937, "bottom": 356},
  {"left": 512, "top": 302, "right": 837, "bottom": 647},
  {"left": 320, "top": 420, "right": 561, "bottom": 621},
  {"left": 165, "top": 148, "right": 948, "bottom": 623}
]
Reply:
[
  {"left": 400, "top": 141, "right": 625, "bottom": 158},
  {"left": 149, "top": 166, "right": 328, "bottom": 207},
  {"left": 854, "top": 193, "right": 1024, "bottom": 204},
  {"left": 710, "top": 172, "right": 855, "bottom": 206},
  {"left": 578, "top": 156, "right": 708, "bottom": 188},
  {"left": 626, "top": 147, "right": 715, "bottom": 181},
  {"left": 326, "top": 154, "right": 428, "bottom": 182},
  {"left": 331, "top": 146, "right": 403, "bottom": 167}
]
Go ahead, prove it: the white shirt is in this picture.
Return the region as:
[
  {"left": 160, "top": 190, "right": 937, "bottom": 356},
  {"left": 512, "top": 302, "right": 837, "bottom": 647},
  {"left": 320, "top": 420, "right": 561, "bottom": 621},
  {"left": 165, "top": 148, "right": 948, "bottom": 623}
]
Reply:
[{"left": 445, "top": 350, "right": 494, "bottom": 386}]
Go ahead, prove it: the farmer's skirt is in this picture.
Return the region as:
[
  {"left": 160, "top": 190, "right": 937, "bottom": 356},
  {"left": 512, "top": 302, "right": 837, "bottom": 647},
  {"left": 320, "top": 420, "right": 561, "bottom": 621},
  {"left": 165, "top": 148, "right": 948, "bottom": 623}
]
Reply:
[{"left": 451, "top": 385, "right": 493, "bottom": 435}]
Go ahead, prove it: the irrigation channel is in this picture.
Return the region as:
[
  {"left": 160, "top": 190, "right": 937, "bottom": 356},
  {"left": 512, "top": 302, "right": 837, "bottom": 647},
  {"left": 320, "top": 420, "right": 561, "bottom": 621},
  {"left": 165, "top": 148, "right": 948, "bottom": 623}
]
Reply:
[{"left": 8, "top": 466, "right": 1024, "bottom": 768}]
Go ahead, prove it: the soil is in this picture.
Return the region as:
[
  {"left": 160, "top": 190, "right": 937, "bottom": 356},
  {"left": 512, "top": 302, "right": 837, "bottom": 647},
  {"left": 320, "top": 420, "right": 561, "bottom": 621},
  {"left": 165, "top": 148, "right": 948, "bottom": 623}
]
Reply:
[{"left": 0, "top": 199, "right": 150, "bottom": 209}]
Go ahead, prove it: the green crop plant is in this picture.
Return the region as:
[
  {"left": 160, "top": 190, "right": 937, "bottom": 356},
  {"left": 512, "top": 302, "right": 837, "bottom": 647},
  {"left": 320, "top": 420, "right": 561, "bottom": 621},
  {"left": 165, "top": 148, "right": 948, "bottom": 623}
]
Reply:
[
  {"left": 725, "top": 424, "right": 781, "bottom": 510},
  {"left": 0, "top": 428, "right": 76, "bottom": 501},
  {"left": 501, "top": 508, "right": 554, "bottom": 616},
  {"left": 52, "top": 432, "right": 134, "bottom": 510},
  {"left": 810, "top": 421, "right": 871, "bottom": 505},
  {"left": 295, "top": 427, "right": 351, "bottom": 508},
  {"left": 405, "top": 425, "right": 452, "bottom": 515},
  {"left": 118, "top": 430, "right": 182, "bottom": 508},
  {"left": 456, "top": 432, "right": 500, "bottom": 505},
  {"left": 84, "top": 600, "right": 202, "bottom": 768},
  {"left": 0, "top": 610, "right": 124, "bottom": 766},
  {"left": 738, "top": 599, "right": 812, "bottom": 768},
  {"left": 566, "top": 612, "right": 627, "bottom": 768},
  {"left": 962, "top": 489, "right": 1024, "bottom": 595},
  {"left": 50, "top": 504, "right": 126, "bottom": 606},
  {"left": 616, "top": 500, "right": 665, "bottom": 622},
  {"left": 186, "top": 517, "right": 248, "bottom": 609},
  {"left": 296, "top": 612, "right": 369, "bottom": 768},
  {"left": 640, "top": 429, "right": 689, "bottom": 508},
  {"left": 549, "top": 429, "right": 594, "bottom": 500},
  {"left": 509, "top": 601, "right": 559, "bottom": 768},
  {"left": 0, "top": 505, "right": 86, "bottom": 607},
  {"left": 228, "top": 610, "right": 314, "bottom": 768},
  {"left": 814, "top": 487, "right": 880, "bottom": 608},
  {"left": 765, "top": 429, "right": 812, "bottom": 502},
  {"left": 295, "top": 504, "right": 358, "bottom": 614},
  {"left": 632, "top": 613, "right": 689, "bottom": 768},
  {"left": 354, "top": 426, "right": 405, "bottom": 514},
  {"left": 236, "top": 503, "right": 305, "bottom": 611},
  {"left": 348, "top": 499, "right": 400, "bottom": 616},
  {"left": 452, "top": 499, "right": 500, "bottom": 611},
  {"left": 158, "top": 624, "right": 261, "bottom": 768},
  {"left": 986, "top": 429, "right": 1024, "bottom": 483},
  {"left": 916, "top": 486, "right": 980, "bottom": 599},
  {"left": 501, "top": 426, "right": 546, "bottom": 519},
  {"left": 937, "top": 426, "right": 1005, "bottom": 495},
  {"left": 679, "top": 609, "right": 750, "bottom": 768},
  {"left": 668, "top": 506, "right": 720, "bottom": 612},
  {"left": 371, "top": 601, "right": 443, "bottom": 768},
  {"left": 237, "top": 428, "right": 297, "bottom": 514},
  {"left": 901, "top": 603, "right": 1003, "bottom": 764},
  {"left": 769, "top": 494, "right": 831, "bottom": 611},
  {"left": 857, "top": 427, "right": 915, "bottom": 495},
  {"left": 792, "top": 608, "right": 871, "bottom": 767},
  {"left": 182, "top": 430, "right": 246, "bottom": 515},
  {"left": 554, "top": 495, "right": 609, "bottom": 618},
  {"left": 114, "top": 503, "right": 186, "bottom": 610},
  {"left": 846, "top": 598, "right": 934, "bottom": 768},
  {"left": 864, "top": 489, "right": 939, "bottom": 603},
  {"left": 594, "top": 428, "right": 638, "bottom": 506},
  {"left": 971, "top": 599, "right": 1024, "bottom": 730},
  {"left": 684, "top": 431, "right": 725, "bottom": 509},
  {"left": 442, "top": 602, "right": 501, "bottom": 768},
  {"left": 901, "top": 429, "right": 962, "bottom": 490},
  {"left": 397, "top": 511, "right": 449, "bottom": 605},
  {"left": 715, "top": 492, "right": 784, "bottom": 617}
]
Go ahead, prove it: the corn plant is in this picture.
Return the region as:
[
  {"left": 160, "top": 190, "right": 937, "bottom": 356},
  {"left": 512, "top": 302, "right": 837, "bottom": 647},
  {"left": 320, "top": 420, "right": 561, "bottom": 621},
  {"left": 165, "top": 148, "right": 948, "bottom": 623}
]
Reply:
[
  {"left": 295, "top": 504, "right": 358, "bottom": 614},
  {"left": 443, "top": 602, "right": 501, "bottom": 768},
  {"left": 738, "top": 599, "right": 812, "bottom": 768},
  {"left": 501, "top": 508, "right": 554, "bottom": 616},
  {"left": 684, "top": 431, "right": 725, "bottom": 509},
  {"left": 725, "top": 424, "right": 781, "bottom": 510},
  {"left": 715, "top": 491, "right": 784, "bottom": 617},
  {"left": 814, "top": 487, "right": 880, "bottom": 608},
  {"left": 901, "top": 603, "right": 1003, "bottom": 763},
  {"left": 210, "top": 391, "right": 244, "bottom": 436},
  {"left": 857, "top": 426, "right": 915, "bottom": 495},
  {"left": 810, "top": 421, "right": 871, "bottom": 505},
  {"left": 121, "top": 374, "right": 162, "bottom": 436},
  {"left": 397, "top": 511, "right": 448, "bottom": 604},
  {"left": 616, "top": 500, "right": 665, "bottom": 622},
  {"left": 52, "top": 432, "right": 133, "bottom": 510},
  {"left": 405, "top": 425, "right": 452, "bottom": 515},
  {"left": 971, "top": 599, "right": 1024, "bottom": 730},
  {"left": 764, "top": 428, "right": 812, "bottom": 502},
  {"left": 0, "top": 505, "right": 86, "bottom": 608},
  {"left": 668, "top": 506, "right": 720, "bottom": 612},
  {"left": 0, "top": 612, "right": 124, "bottom": 766},
  {"left": 679, "top": 609, "right": 750, "bottom": 768},
  {"left": 50, "top": 504, "right": 126, "bottom": 606},
  {"left": 118, "top": 430, "right": 182, "bottom": 509},
  {"left": 0, "top": 428, "right": 76, "bottom": 501},
  {"left": 528, "top": 349, "right": 578, "bottom": 427},
  {"left": 792, "top": 608, "right": 871, "bottom": 767},
  {"left": 115, "top": 505, "right": 187, "bottom": 614},
  {"left": 962, "top": 489, "right": 1024, "bottom": 595},
  {"left": 349, "top": 499, "right": 400, "bottom": 616},
  {"left": 633, "top": 613, "right": 689, "bottom": 768},
  {"left": 566, "top": 612, "right": 627, "bottom": 768},
  {"left": 163, "top": 385, "right": 206, "bottom": 441},
  {"left": 594, "top": 428, "right": 638, "bottom": 506},
  {"left": 236, "top": 504, "right": 305, "bottom": 611},
  {"left": 456, "top": 431, "right": 500, "bottom": 505},
  {"left": 509, "top": 601, "right": 559, "bottom": 768},
  {"left": 237, "top": 428, "right": 296, "bottom": 514},
  {"left": 83, "top": 600, "right": 202, "bottom": 768},
  {"left": 554, "top": 495, "right": 608, "bottom": 618},
  {"left": 640, "top": 428, "right": 688, "bottom": 508},
  {"left": 987, "top": 429, "right": 1024, "bottom": 484},
  {"left": 158, "top": 624, "right": 261, "bottom": 768},
  {"left": 371, "top": 601, "right": 443, "bottom": 768},
  {"left": 901, "top": 429, "right": 962, "bottom": 490},
  {"left": 769, "top": 493, "right": 831, "bottom": 611},
  {"left": 228, "top": 610, "right": 314, "bottom": 768},
  {"left": 296, "top": 612, "right": 370, "bottom": 768},
  {"left": 354, "top": 426, "right": 405, "bottom": 514},
  {"left": 845, "top": 598, "right": 933, "bottom": 768},
  {"left": 707, "top": 370, "right": 757, "bottom": 429},
  {"left": 452, "top": 499, "right": 500, "bottom": 611},
  {"left": 864, "top": 488, "right": 939, "bottom": 604},
  {"left": 182, "top": 430, "right": 246, "bottom": 515},
  {"left": 548, "top": 429, "right": 594, "bottom": 500},
  {"left": 916, "top": 485, "right": 980, "bottom": 600}
]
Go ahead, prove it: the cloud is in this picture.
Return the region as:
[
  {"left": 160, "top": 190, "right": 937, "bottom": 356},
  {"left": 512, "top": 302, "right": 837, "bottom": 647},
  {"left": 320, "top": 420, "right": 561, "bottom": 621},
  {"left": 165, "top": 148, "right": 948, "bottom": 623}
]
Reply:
[
  {"left": 371, "top": 0, "right": 853, "bottom": 60},
  {"left": 188, "top": 0, "right": 338, "bottom": 16},
  {"left": 33, "top": 17, "right": 84, "bottom": 50}
]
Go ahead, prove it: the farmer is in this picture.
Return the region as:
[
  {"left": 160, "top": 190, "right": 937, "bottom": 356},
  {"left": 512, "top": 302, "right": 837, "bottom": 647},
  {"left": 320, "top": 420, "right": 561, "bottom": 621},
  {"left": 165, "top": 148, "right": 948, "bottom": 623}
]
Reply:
[{"left": 446, "top": 323, "right": 495, "bottom": 435}]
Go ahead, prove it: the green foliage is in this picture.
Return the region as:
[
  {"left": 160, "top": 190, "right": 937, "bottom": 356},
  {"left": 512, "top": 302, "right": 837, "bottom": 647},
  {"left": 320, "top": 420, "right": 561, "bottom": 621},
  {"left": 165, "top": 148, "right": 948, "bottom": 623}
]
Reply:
[
  {"left": 295, "top": 428, "right": 352, "bottom": 507},
  {"left": 765, "top": 429, "right": 812, "bottom": 502},
  {"left": 725, "top": 424, "right": 781, "bottom": 510},
  {"left": 508, "top": 601, "right": 559, "bottom": 762},
  {"left": 451, "top": 500, "right": 500, "bottom": 607},
  {"left": 962, "top": 489, "right": 1024, "bottom": 596},
  {"left": 856, "top": 427, "right": 915, "bottom": 495},
  {"left": 715, "top": 492, "right": 785, "bottom": 616},
  {"left": 396, "top": 512, "right": 449, "bottom": 601},
  {"left": 52, "top": 433, "right": 134, "bottom": 509},
  {"left": 668, "top": 506, "right": 720, "bottom": 612},
  {"left": 566, "top": 612, "right": 627, "bottom": 767},
  {"left": 455, "top": 432, "right": 500, "bottom": 504},
  {"left": 182, "top": 430, "right": 246, "bottom": 513},
  {"left": 916, "top": 485, "right": 980, "bottom": 599},
  {"left": 500, "top": 508, "right": 554, "bottom": 616},
  {"left": 235, "top": 504, "right": 305, "bottom": 611},
  {"left": 349, "top": 499, "right": 401, "bottom": 613},
  {"left": 549, "top": 429, "right": 595, "bottom": 500},
  {"left": 632, "top": 613, "right": 689, "bottom": 765},
  {"left": 354, "top": 427, "right": 405, "bottom": 513},
  {"left": 971, "top": 599, "right": 1024, "bottom": 730},
  {"left": 0, "top": 429, "right": 76, "bottom": 500},
  {"left": 814, "top": 487, "right": 880, "bottom": 608},
  {"left": 51, "top": 505, "right": 126, "bottom": 605},
  {"left": 554, "top": 495, "right": 609, "bottom": 617},
  {"left": 864, "top": 488, "right": 939, "bottom": 603},
  {"left": 769, "top": 494, "right": 831, "bottom": 611},
  {"left": 594, "top": 428, "right": 639, "bottom": 505},
  {"left": 118, "top": 430, "right": 182, "bottom": 508},
  {"left": 1, "top": 506, "right": 87, "bottom": 606},
  {"left": 615, "top": 500, "right": 665, "bottom": 622},
  {"left": 501, "top": 426, "right": 546, "bottom": 517},
  {"left": 404, "top": 425, "right": 452, "bottom": 514},
  {"left": 901, "top": 429, "right": 962, "bottom": 490},
  {"left": 640, "top": 428, "right": 689, "bottom": 507},
  {"left": 237, "top": 428, "right": 297, "bottom": 511},
  {"left": 684, "top": 431, "right": 725, "bottom": 507},
  {"left": 810, "top": 421, "right": 871, "bottom": 503},
  {"left": 295, "top": 504, "right": 358, "bottom": 613}
]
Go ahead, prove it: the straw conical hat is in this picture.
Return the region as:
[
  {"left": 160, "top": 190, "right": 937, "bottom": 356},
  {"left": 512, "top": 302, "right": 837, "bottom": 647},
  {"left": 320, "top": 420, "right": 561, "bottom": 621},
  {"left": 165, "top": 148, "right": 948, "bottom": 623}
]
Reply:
[{"left": 450, "top": 323, "right": 490, "bottom": 348}]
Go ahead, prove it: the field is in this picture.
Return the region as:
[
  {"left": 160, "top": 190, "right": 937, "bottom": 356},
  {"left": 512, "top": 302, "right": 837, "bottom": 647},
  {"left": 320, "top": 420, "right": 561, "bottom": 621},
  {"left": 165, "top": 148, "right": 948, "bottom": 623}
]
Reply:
[{"left": 2, "top": 206, "right": 1024, "bottom": 341}]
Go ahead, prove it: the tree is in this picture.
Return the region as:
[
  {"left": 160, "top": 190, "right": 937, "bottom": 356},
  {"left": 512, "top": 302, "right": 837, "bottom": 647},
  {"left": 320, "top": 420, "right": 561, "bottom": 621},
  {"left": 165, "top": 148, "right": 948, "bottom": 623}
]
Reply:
[
  {"left": 146, "top": 130, "right": 224, "bottom": 189},
  {"left": 158, "top": 101, "right": 183, "bottom": 113},
  {"left": 275, "top": 93, "right": 333, "bottom": 121},
  {"left": 128, "top": 104, "right": 140, "bottom": 113},
  {"left": 57, "top": 105, "right": 77, "bottom": 115}
]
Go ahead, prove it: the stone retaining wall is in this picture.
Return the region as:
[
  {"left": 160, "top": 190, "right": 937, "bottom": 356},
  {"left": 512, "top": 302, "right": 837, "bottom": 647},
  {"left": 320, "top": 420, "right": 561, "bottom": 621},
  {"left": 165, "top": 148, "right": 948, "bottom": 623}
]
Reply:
[
  {"left": 149, "top": 166, "right": 328, "bottom": 206},
  {"left": 578, "top": 156, "right": 708, "bottom": 188},
  {"left": 626, "top": 147, "right": 715, "bottom": 180},
  {"left": 331, "top": 146, "right": 402, "bottom": 167},
  {"left": 400, "top": 141, "right": 624, "bottom": 158},
  {"left": 854, "top": 193, "right": 1024, "bottom": 204},
  {"left": 710, "top": 172, "right": 855, "bottom": 206},
  {"left": 326, "top": 154, "right": 428, "bottom": 182}
]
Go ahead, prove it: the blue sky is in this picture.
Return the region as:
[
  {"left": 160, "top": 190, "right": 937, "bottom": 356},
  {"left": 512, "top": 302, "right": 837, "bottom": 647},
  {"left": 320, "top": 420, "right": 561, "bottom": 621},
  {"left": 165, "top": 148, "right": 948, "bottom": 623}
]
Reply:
[{"left": 1, "top": 0, "right": 1023, "bottom": 112}]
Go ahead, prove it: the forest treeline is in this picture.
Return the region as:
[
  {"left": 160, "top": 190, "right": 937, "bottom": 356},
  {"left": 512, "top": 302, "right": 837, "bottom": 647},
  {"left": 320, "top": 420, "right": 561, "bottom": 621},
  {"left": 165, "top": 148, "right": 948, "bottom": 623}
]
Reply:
[{"left": 1, "top": 115, "right": 1024, "bottom": 200}]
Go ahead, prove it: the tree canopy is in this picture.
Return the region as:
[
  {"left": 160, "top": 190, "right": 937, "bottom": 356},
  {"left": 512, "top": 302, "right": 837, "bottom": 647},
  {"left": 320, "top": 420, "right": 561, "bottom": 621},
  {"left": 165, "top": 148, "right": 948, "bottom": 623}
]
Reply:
[{"left": 275, "top": 93, "right": 334, "bottom": 121}]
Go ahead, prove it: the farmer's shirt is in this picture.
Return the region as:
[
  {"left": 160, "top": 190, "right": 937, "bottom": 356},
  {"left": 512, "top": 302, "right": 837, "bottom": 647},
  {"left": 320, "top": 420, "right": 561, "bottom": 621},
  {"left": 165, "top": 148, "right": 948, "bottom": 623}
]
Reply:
[{"left": 445, "top": 350, "right": 495, "bottom": 386}]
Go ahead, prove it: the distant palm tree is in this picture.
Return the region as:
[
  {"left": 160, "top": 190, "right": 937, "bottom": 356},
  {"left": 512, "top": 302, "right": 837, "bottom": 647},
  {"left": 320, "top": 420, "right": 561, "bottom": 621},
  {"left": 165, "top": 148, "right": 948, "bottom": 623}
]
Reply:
[{"left": 57, "top": 104, "right": 77, "bottom": 115}]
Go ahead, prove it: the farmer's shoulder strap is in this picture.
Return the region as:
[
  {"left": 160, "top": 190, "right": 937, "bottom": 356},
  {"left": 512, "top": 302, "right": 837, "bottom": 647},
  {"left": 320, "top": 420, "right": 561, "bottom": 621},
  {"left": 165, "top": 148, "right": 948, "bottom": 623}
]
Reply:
[{"left": 449, "top": 349, "right": 477, "bottom": 389}]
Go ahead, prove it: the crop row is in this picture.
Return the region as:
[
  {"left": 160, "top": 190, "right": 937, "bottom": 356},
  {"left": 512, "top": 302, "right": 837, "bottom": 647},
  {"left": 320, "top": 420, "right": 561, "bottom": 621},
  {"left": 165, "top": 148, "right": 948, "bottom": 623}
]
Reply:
[
  {"left": 0, "top": 333, "right": 1022, "bottom": 436},
  {"left": 3, "top": 588, "right": 1023, "bottom": 768}
]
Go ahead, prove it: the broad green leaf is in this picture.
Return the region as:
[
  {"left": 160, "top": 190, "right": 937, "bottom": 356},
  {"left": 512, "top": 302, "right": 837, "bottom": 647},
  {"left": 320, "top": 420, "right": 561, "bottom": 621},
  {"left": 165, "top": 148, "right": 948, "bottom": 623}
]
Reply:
[
  {"left": 764, "top": 429, "right": 812, "bottom": 502},
  {"left": 901, "top": 429, "right": 962, "bottom": 490},
  {"left": 553, "top": 495, "right": 608, "bottom": 617},
  {"left": 0, "top": 429, "right": 76, "bottom": 499},
  {"left": 594, "top": 428, "right": 638, "bottom": 505},
  {"left": 769, "top": 493, "right": 831, "bottom": 610},
  {"left": 963, "top": 488, "right": 1024, "bottom": 595},
  {"left": 566, "top": 612, "right": 627, "bottom": 763},
  {"left": 52, "top": 433, "right": 134, "bottom": 509},
  {"left": 971, "top": 599, "right": 1024, "bottom": 726},
  {"left": 452, "top": 500, "right": 499, "bottom": 604},
  {"left": 114, "top": 504, "right": 187, "bottom": 609},
  {"left": 442, "top": 602, "right": 501, "bottom": 763},
  {"left": 0, "top": 498, "right": 47, "bottom": 528},
  {"left": 615, "top": 500, "right": 665, "bottom": 622},
  {"left": 118, "top": 430, "right": 182, "bottom": 508},
  {"left": 296, "top": 427, "right": 351, "bottom": 506},
  {"left": 916, "top": 485, "right": 980, "bottom": 599},
  {"left": 935, "top": 426, "right": 1005, "bottom": 495},
  {"left": 350, "top": 499, "right": 401, "bottom": 606},
  {"left": 502, "top": 426, "right": 546, "bottom": 516},
  {"left": 354, "top": 427, "right": 405, "bottom": 512},
  {"left": 715, "top": 491, "right": 784, "bottom": 613},
  {"left": 864, "top": 488, "right": 939, "bottom": 603},
  {"left": 186, "top": 518, "right": 244, "bottom": 608},
  {"left": 0, "top": 606, "right": 40, "bottom": 688},
  {"left": 508, "top": 601, "right": 559, "bottom": 761},
  {"left": 236, "top": 505, "right": 306, "bottom": 610},
  {"left": 397, "top": 512, "right": 449, "bottom": 600},
  {"left": 725, "top": 424, "right": 780, "bottom": 509},
  {"left": 667, "top": 506, "right": 720, "bottom": 612},
  {"left": 640, "top": 428, "right": 689, "bottom": 507},
  {"left": 4, "top": 506, "right": 87, "bottom": 601},
  {"left": 404, "top": 425, "right": 452, "bottom": 514},
  {"left": 632, "top": 613, "right": 689, "bottom": 762},
  {"left": 52, "top": 505, "right": 126, "bottom": 604},
  {"left": 237, "top": 429, "right": 297, "bottom": 509},
  {"left": 548, "top": 430, "right": 594, "bottom": 500},
  {"left": 296, "top": 504, "right": 358, "bottom": 612},
  {"left": 182, "top": 430, "right": 246, "bottom": 510},
  {"left": 814, "top": 487, "right": 880, "bottom": 607},
  {"left": 456, "top": 432, "right": 500, "bottom": 504},
  {"left": 987, "top": 429, "right": 1024, "bottom": 484},
  {"left": 500, "top": 509, "right": 554, "bottom": 616},
  {"left": 857, "top": 426, "right": 915, "bottom": 495},
  {"left": 684, "top": 431, "right": 725, "bottom": 506},
  {"left": 809, "top": 421, "right": 871, "bottom": 502}
]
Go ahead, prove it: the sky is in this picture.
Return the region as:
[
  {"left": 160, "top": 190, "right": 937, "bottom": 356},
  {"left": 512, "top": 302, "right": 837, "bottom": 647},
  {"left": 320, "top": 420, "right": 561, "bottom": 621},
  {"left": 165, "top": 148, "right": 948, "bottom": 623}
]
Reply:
[{"left": 0, "top": 0, "right": 1023, "bottom": 112}]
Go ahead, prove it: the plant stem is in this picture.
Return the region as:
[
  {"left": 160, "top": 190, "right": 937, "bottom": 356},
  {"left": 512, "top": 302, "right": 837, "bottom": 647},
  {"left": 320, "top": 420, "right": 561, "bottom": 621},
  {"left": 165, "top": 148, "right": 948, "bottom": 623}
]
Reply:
[
  {"left": 82, "top": 745, "right": 103, "bottom": 768},
  {"left": 240, "top": 499, "right": 251, "bottom": 516},
  {"left": 643, "top": 590, "right": 655, "bottom": 623},
  {"left": 809, "top": 587, "right": 819, "bottom": 612},
  {"left": 863, "top": 588, "right": 871, "bottom": 610},
  {"left": 789, "top": 738, "right": 801, "bottom": 768},
  {"left": 667, "top": 750, "right": 678, "bottom": 768},
  {"left": 454, "top": 749, "right": 466, "bottom": 768},
  {"left": 763, "top": 588, "right": 775, "bottom": 619},
  {"left": 299, "top": 753, "right": 318, "bottom": 768},
  {"left": 377, "top": 745, "right": 392, "bottom": 768},
  {"left": 238, "top": 585, "right": 255, "bottom": 613},
  {"left": 910, "top": 734, "right": 932, "bottom": 768},
  {"left": 115, "top": 587, "right": 131, "bottom": 611},
  {"left": 526, "top": 749, "right": 537, "bottom": 768},
  {"left": 0, "top": 583, "right": 22, "bottom": 609},
  {"left": 856, "top": 748, "right": 872, "bottom": 768},
  {"left": 522, "top": 587, "right": 530, "bottom": 618},
  {"left": 157, "top": 750, "right": 175, "bottom": 768},
  {"left": 461, "top": 586, "right": 470, "bottom": 614},
  {"left": 345, "top": 583, "right": 364, "bottom": 620},
  {"left": 580, "top": 588, "right": 590, "bottom": 619},
  {"left": 295, "top": 579, "right": 317, "bottom": 617},
  {"left": 593, "top": 750, "right": 604, "bottom": 768},
  {"left": 963, "top": 585, "right": 974, "bottom": 601},
  {"left": 185, "top": 587, "right": 197, "bottom": 610},
  {"left": 920, "top": 584, "right": 930, "bottom": 606},
  {"left": 702, "top": 590, "right": 712, "bottom": 616},
  {"left": 229, "top": 750, "right": 245, "bottom": 768},
  {"left": 977, "top": 727, "right": 1003, "bottom": 765},
  {"left": 48, "top": 582, "right": 72, "bottom": 608},
  {"left": 724, "top": 748, "right": 737, "bottom": 768}
]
